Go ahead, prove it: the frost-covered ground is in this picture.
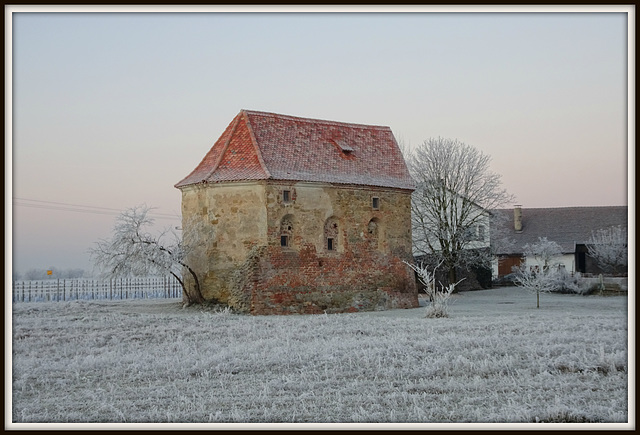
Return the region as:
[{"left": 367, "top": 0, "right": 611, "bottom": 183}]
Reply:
[{"left": 9, "top": 287, "right": 631, "bottom": 429}]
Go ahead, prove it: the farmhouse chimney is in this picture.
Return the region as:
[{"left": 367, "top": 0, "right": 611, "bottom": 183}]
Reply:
[{"left": 514, "top": 205, "right": 522, "bottom": 232}]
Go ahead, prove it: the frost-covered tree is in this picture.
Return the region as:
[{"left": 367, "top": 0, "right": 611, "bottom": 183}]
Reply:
[
  {"left": 523, "top": 237, "right": 562, "bottom": 271},
  {"left": 407, "top": 137, "right": 514, "bottom": 286},
  {"left": 514, "top": 237, "right": 563, "bottom": 308},
  {"left": 513, "top": 264, "right": 561, "bottom": 309},
  {"left": 587, "top": 225, "right": 628, "bottom": 275},
  {"left": 90, "top": 205, "right": 205, "bottom": 306}
]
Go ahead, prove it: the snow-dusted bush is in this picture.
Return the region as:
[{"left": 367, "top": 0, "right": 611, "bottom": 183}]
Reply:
[
  {"left": 587, "top": 225, "right": 628, "bottom": 275},
  {"left": 549, "top": 270, "right": 589, "bottom": 295},
  {"left": 424, "top": 282, "right": 459, "bottom": 318},
  {"left": 404, "top": 261, "right": 461, "bottom": 318}
]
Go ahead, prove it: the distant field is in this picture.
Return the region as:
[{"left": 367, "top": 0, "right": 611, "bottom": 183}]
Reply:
[{"left": 9, "top": 287, "right": 630, "bottom": 428}]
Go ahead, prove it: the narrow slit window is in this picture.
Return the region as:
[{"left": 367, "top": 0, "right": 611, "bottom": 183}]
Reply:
[
  {"left": 324, "top": 217, "right": 338, "bottom": 251},
  {"left": 372, "top": 197, "right": 380, "bottom": 210},
  {"left": 280, "top": 215, "right": 293, "bottom": 248},
  {"left": 327, "top": 238, "right": 334, "bottom": 251}
]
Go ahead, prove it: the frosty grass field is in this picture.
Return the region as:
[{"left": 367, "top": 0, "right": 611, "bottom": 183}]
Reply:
[{"left": 10, "top": 287, "right": 631, "bottom": 428}]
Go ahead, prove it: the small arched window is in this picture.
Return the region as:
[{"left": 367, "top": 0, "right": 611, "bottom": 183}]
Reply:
[
  {"left": 324, "top": 217, "right": 339, "bottom": 251},
  {"left": 280, "top": 215, "right": 294, "bottom": 248},
  {"left": 367, "top": 218, "right": 380, "bottom": 250}
]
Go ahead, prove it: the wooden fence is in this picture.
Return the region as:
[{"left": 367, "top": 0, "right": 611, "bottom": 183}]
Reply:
[{"left": 11, "top": 276, "right": 182, "bottom": 303}]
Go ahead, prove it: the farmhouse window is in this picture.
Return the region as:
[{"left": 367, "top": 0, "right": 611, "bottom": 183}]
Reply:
[{"left": 372, "top": 197, "right": 380, "bottom": 210}]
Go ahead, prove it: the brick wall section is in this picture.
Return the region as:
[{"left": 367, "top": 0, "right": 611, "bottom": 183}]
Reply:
[
  {"left": 249, "top": 182, "right": 417, "bottom": 315},
  {"left": 250, "top": 244, "right": 417, "bottom": 315}
]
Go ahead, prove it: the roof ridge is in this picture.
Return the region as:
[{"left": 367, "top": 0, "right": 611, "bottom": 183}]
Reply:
[
  {"left": 242, "top": 109, "right": 391, "bottom": 131},
  {"left": 241, "top": 110, "right": 272, "bottom": 179}
]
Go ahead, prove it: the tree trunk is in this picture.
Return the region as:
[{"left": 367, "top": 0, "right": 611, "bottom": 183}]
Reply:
[
  {"left": 448, "top": 267, "right": 458, "bottom": 290},
  {"left": 175, "top": 261, "right": 205, "bottom": 306},
  {"left": 186, "top": 265, "right": 205, "bottom": 305}
]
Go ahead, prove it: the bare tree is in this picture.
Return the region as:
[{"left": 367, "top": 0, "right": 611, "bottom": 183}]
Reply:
[
  {"left": 90, "top": 205, "right": 205, "bottom": 306},
  {"left": 587, "top": 225, "right": 628, "bottom": 275},
  {"left": 407, "top": 137, "right": 514, "bottom": 286}
]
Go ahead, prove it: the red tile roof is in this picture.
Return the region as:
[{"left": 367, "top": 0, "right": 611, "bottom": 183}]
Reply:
[{"left": 175, "top": 110, "right": 415, "bottom": 190}]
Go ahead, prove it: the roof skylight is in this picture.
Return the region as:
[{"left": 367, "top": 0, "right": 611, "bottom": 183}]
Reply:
[{"left": 332, "top": 139, "right": 354, "bottom": 153}]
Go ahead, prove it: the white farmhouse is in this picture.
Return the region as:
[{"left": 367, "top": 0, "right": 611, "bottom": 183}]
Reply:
[{"left": 492, "top": 205, "right": 628, "bottom": 278}]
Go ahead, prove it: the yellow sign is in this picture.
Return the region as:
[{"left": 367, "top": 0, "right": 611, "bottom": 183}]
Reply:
[{"left": 47, "top": 270, "right": 53, "bottom": 276}]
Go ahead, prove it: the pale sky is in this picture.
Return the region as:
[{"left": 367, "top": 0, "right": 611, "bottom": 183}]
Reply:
[{"left": 7, "top": 6, "right": 632, "bottom": 274}]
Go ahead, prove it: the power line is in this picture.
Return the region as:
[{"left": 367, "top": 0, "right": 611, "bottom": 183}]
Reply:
[
  {"left": 13, "top": 202, "right": 123, "bottom": 217},
  {"left": 13, "top": 197, "right": 178, "bottom": 217},
  {"left": 12, "top": 197, "right": 181, "bottom": 220}
]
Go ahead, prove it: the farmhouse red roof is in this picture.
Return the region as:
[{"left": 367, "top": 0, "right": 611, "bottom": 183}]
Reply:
[{"left": 175, "top": 110, "right": 415, "bottom": 190}]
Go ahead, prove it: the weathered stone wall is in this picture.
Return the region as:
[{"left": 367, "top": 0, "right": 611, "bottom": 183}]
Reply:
[
  {"left": 180, "top": 181, "right": 418, "bottom": 314},
  {"left": 180, "top": 182, "right": 267, "bottom": 303}
]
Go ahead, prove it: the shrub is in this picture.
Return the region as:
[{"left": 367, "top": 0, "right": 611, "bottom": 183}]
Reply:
[{"left": 404, "top": 261, "right": 462, "bottom": 318}]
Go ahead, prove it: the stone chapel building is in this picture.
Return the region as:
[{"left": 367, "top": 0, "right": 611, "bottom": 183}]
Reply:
[{"left": 175, "top": 110, "right": 418, "bottom": 315}]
